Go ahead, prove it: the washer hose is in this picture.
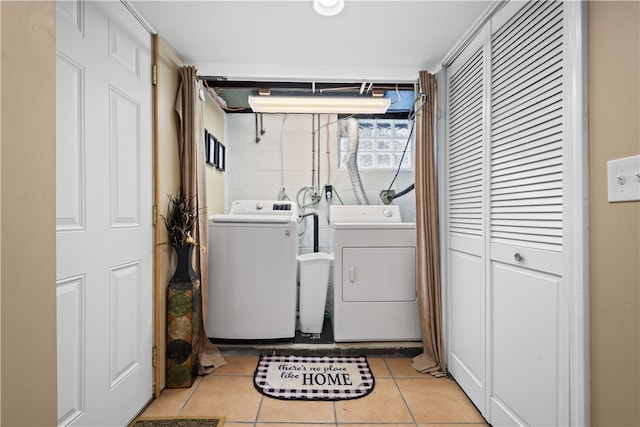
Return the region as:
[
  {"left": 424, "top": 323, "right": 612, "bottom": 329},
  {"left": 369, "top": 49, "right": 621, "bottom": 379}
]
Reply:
[{"left": 380, "top": 183, "right": 415, "bottom": 205}]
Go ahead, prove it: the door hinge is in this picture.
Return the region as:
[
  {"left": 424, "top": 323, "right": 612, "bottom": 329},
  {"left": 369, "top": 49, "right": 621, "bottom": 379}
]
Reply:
[
  {"left": 152, "top": 64, "right": 157, "bottom": 85},
  {"left": 153, "top": 205, "right": 157, "bottom": 226},
  {"left": 152, "top": 346, "right": 158, "bottom": 368}
]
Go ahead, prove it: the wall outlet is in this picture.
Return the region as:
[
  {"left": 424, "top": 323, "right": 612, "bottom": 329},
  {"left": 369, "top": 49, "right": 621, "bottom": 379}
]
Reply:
[
  {"left": 325, "top": 185, "right": 333, "bottom": 201},
  {"left": 607, "top": 155, "right": 640, "bottom": 202}
]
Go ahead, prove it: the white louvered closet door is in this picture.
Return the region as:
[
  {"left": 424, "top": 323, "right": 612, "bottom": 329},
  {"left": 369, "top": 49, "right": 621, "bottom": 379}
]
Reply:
[
  {"left": 445, "top": 31, "right": 487, "bottom": 414},
  {"left": 488, "top": 1, "right": 568, "bottom": 426},
  {"left": 443, "top": 1, "right": 573, "bottom": 426}
]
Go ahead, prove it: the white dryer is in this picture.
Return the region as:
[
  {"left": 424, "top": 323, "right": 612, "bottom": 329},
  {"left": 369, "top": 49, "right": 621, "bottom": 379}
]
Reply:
[
  {"left": 330, "top": 205, "right": 421, "bottom": 342},
  {"left": 206, "top": 200, "right": 298, "bottom": 340}
]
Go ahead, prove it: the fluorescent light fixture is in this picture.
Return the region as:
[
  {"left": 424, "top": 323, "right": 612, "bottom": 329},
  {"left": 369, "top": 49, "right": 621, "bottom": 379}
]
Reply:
[
  {"left": 313, "top": 0, "right": 344, "bottom": 16},
  {"left": 248, "top": 95, "right": 391, "bottom": 114}
]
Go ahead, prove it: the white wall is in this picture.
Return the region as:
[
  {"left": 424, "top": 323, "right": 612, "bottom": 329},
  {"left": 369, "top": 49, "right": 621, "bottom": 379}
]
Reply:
[
  {"left": 203, "top": 92, "right": 226, "bottom": 216},
  {"left": 225, "top": 113, "right": 416, "bottom": 255}
]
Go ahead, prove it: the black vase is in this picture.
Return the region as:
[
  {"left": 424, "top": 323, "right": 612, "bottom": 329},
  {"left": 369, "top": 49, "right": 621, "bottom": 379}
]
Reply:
[
  {"left": 166, "top": 243, "right": 201, "bottom": 388},
  {"left": 170, "top": 243, "right": 198, "bottom": 283}
]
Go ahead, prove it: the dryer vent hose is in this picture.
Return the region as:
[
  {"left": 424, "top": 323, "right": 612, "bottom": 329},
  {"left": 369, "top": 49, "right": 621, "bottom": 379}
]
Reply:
[{"left": 346, "top": 118, "right": 369, "bottom": 205}]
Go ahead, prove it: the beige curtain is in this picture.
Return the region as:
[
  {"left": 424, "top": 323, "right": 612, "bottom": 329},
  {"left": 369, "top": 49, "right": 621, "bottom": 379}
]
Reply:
[
  {"left": 175, "top": 66, "right": 227, "bottom": 374},
  {"left": 412, "top": 71, "right": 446, "bottom": 377}
]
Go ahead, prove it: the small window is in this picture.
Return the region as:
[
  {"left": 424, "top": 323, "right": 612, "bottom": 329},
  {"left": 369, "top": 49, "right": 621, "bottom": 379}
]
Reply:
[{"left": 339, "top": 119, "right": 413, "bottom": 170}]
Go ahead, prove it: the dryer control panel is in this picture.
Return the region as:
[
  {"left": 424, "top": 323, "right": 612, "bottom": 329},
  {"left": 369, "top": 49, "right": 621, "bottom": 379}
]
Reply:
[{"left": 329, "top": 204, "right": 402, "bottom": 224}]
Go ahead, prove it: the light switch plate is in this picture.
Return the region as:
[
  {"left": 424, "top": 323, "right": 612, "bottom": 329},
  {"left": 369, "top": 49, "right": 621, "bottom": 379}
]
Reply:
[{"left": 607, "top": 155, "right": 640, "bottom": 202}]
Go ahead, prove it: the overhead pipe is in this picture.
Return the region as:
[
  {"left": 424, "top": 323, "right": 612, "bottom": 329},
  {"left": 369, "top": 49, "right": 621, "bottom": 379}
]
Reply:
[
  {"left": 255, "top": 113, "right": 264, "bottom": 143},
  {"left": 311, "top": 114, "right": 317, "bottom": 189},
  {"left": 316, "top": 114, "right": 321, "bottom": 195}
]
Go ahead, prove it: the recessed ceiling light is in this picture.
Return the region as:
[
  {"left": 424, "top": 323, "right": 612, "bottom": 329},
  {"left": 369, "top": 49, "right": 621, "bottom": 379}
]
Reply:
[{"left": 313, "top": 0, "right": 344, "bottom": 17}]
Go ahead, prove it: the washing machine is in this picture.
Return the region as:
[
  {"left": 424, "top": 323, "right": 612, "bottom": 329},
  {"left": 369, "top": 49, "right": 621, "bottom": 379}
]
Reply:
[
  {"left": 330, "top": 205, "right": 421, "bottom": 342},
  {"left": 206, "top": 200, "right": 299, "bottom": 340}
]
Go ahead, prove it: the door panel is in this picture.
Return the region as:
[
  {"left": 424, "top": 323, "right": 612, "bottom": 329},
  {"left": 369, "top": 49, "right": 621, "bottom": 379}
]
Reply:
[
  {"left": 490, "top": 261, "right": 562, "bottom": 426},
  {"left": 489, "top": 0, "right": 564, "bottom": 254},
  {"left": 342, "top": 247, "right": 416, "bottom": 302},
  {"left": 56, "top": 1, "right": 153, "bottom": 425},
  {"left": 491, "top": 242, "right": 562, "bottom": 275},
  {"left": 56, "top": 53, "right": 85, "bottom": 232},
  {"left": 110, "top": 87, "right": 142, "bottom": 227},
  {"left": 448, "top": 250, "right": 484, "bottom": 408},
  {"left": 56, "top": 276, "right": 85, "bottom": 424},
  {"left": 109, "top": 262, "right": 143, "bottom": 386}
]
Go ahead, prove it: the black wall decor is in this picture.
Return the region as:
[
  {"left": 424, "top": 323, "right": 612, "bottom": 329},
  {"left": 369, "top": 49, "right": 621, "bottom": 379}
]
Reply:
[
  {"left": 204, "top": 128, "right": 225, "bottom": 171},
  {"left": 216, "top": 141, "right": 226, "bottom": 172},
  {"left": 207, "top": 132, "right": 217, "bottom": 167},
  {"left": 204, "top": 129, "right": 211, "bottom": 164}
]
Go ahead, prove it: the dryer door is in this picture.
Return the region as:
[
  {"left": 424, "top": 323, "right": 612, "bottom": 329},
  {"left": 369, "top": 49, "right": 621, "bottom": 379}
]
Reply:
[{"left": 342, "top": 247, "right": 416, "bottom": 302}]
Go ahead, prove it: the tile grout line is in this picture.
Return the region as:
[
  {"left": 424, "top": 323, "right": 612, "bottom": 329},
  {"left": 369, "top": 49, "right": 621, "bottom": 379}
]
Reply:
[
  {"left": 384, "top": 358, "right": 419, "bottom": 427},
  {"left": 253, "top": 391, "right": 264, "bottom": 426},
  {"left": 253, "top": 357, "right": 262, "bottom": 427},
  {"left": 176, "top": 376, "right": 205, "bottom": 416}
]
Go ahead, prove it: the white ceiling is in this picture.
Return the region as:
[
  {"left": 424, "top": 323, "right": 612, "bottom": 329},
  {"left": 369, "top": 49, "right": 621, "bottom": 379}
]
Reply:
[{"left": 129, "top": 0, "right": 493, "bottom": 83}]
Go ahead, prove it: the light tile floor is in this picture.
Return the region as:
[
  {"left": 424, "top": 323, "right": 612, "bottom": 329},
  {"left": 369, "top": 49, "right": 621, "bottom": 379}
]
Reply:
[{"left": 141, "top": 355, "right": 488, "bottom": 427}]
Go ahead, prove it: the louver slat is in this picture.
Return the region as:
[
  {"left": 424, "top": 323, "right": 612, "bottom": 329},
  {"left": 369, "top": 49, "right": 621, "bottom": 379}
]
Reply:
[
  {"left": 450, "top": 175, "right": 483, "bottom": 190},
  {"left": 448, "top": 48, "right": 484, "bottom": 239},
  {"left": 490, "top": 0, "right": 563, "bottom": 252}
]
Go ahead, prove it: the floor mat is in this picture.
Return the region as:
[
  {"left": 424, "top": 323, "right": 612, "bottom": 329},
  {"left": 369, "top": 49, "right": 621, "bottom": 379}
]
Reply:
[
  {"left": 129, "top": 416, "right": 225, "bottom": 427},
  {"left": 253, "top": 354, "right": 374, "bottom": 400}
]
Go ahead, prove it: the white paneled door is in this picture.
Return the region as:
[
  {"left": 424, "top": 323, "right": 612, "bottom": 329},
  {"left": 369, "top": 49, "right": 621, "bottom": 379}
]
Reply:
[{"left": 56, "top": 1, "right": 153, "bottom": 425}]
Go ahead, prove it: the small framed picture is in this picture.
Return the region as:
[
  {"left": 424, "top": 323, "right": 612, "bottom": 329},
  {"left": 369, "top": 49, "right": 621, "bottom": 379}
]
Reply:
[
  {"left": 207, "top": 133, "right": 217, "bottom": 167},
  {"left": 216, "top": 141, "right": 226, "bottom": 172},
  {"left": 204, "top": 129, "right": 211, "bottom": 164}
]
